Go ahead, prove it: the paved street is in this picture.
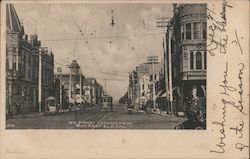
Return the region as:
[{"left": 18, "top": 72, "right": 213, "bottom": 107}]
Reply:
[{"left": 6, "top": 104, "right": 187, "bottom": 129}]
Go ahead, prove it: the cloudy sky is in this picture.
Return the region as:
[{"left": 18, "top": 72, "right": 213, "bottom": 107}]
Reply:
[{"left": 14, "top": 2, "right": 173, "bottom": 100}]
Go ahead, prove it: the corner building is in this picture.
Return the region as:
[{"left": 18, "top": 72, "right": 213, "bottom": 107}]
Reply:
[
  {"left": 166, "top": 4, "right": 207, "bottom": 112},
  {"left": 178, "top": 4, "right": 207, "bottom": 105}
]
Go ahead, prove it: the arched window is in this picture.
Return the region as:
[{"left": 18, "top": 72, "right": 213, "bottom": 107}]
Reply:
[
  {"left": 190, "top": 51, "right": 194, "bottom": 70},
  {"left": 196, "top": 51, "right": 202, "bottom": 69}
]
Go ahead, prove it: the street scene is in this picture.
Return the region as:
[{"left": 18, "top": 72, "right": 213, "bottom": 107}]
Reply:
[
  {"left": 7, "top": 103, "right": 186, "bottom": 129},
  {"left": 5, "top": 3, "right": 207, "bottom": 129}
]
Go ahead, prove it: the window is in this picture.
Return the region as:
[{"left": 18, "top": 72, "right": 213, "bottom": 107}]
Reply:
[
  {"left": 154, "top": 74, "right": 157, "bottom": 80},
  {"left": 142, "top": 84, "right": 144, "bottom": 90},
  {"left": 194, "top": 23, "right": 201, "bottom": 39},
  {"left": 186, "top": 23, "right": 191, "bottom": 40},
  {"left": 142, "top": 92, "right": 145, "bottom": 96},
  {"left": 204, "top": 51, "right": 207, "bottom": 69},
  {"left": 202, "top": 23, "right": 207, "bottom": 39},
  {"left": 196, "top": 51, "right": 202, "bottom": 69},
  {"left": 181, "top": 25, "right": 184, "bottom": 40},
  {"left": 13, "top": 55, "right": 16, "bottom": 71},
  {"left": 6, "top": 57, "right": 9, "bottom": 70},
  {"left": 12, "top": 47, "right": 17, "bottom": 53},
  {"left": 18, "top": 55, "right": 21, "bottom": 64},
  {"left": 190, "top": 51, "right": 194, "bottom": 70}
]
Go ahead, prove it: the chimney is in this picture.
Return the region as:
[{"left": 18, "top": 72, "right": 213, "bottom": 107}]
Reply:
[
  {"left": 30, "top": 35, "right": 34, "bottom": 45},
  {"left": 37, "top": 40, "right": 41, "bottom": 47},
  {"left": 24, "top": 34, "right": 28, "bottom": 40}
]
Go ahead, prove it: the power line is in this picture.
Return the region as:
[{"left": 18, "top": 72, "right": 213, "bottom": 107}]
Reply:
[
  {"left": 54, "top": 57, "right": 129, "bottom": 78},
  {"left": 14, "top": 31, "right": 166, "bottom": 43},
  {"left": 95, "top": 78, "right": 128, "bottom": 82},
  {"left": 67, "top": 4, "right": 104, "bottom": 74},
  {"left": 36, "top": 31, "right": 166, "bottom": 42}
]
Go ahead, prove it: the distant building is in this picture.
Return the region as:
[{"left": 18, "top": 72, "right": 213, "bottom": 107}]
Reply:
[
  {"left": 6, "top": 4, "right": 54, "bottom": 117},
  {"left": 128, "top": 62, "right": 162, "bottom": 108},
  {"left": 55, "top": 60, "right": 85, "bottom": 108},
  {"left": 55, "top": 60, "right": 104, "bottom": 108},
  {"left": 82, "top": 77, "right": 103, "bottom": 106}
]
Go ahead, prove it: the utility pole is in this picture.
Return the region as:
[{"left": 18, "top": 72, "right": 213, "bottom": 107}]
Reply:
[
  {"left": 69, "top": 68, "right": 72, "bottom": 106},
  {"left": 167, "top": 26, "right": 174, "bottom": 116},
  {"left": 38, "top": 47, "right": 42, "bottom": 112},
  {"left": 147, "top": 56, "right": 159, "bottom": 111},
  {"left": 163, "top": 36, "right": 169, "bottom": 112},
  {"left": 57, "top": 67, "right": 62, "bottom": 107},
  {"left": 80, "top": 69, "right": 82, "bottom": 96},
  {"left": 104, "top": 78, "right": 107, "bottom": 91},
  {"left": 156, "top": 17, "right": 170, "bottom": 28},
  {"left": 156, "top": 17, "right": 172, "bottom": 114},
  {"left": 131, "top": 72, "right": 134, "bottom": 105}
]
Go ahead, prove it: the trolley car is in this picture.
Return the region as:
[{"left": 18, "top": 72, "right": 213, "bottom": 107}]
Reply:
[
  {"left": 45, "top": 96, "right": 58, "bottom": 115},
  {"left": 101, "top": 94, "right": 113, "bottom": 111}
]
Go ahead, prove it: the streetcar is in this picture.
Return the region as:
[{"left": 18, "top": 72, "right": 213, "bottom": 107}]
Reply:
[
  {"left": 45, "top": 96, "right": 58, "bottom": 115},
  {"left": 101, "top": 94, "right": 113, "bottom": 111}
]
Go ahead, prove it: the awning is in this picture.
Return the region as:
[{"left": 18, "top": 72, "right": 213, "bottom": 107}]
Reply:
[
  {"left": 160, "top": 92, "right": 167, "bottom": 97},
  {"left": 156, "top": 90, "right": 163, "bottom": 97},
  {"left": 45, "top": 96, "right": 56, "bottom": 101},
  {"left": 173, "top": 86, "right": 181, "bottom": 97}
]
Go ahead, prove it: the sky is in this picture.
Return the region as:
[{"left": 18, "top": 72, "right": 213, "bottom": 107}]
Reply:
[{"left": 14, "top": 3, "right": 173, "bottom": 101}]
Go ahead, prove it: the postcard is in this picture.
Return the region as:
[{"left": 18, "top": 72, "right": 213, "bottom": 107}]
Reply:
[{"left": 0, "top": 0, "right": 249, "bottom": 158}]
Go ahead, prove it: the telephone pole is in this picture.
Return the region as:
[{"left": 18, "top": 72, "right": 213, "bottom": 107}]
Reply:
[
  {"left": 147, "top": 56, "right": 159, "bottom": 110},
  {"left": 57, "top": 67, "right": 63, "bottom": 107},
  {"left": 104, "top": 78, "right": 107, "bottom": 92},
  {"left": 156, "top": 17, "right": 174, "bottom": 115},
  {"left": 167, "top": 26, "right": 174, "bottom": 116},
  {"left": 38, "top": 47, "right": 42, "bottom": 112},
  {"left": 156, "top": 17, "right": 169, "bottom": 28}
]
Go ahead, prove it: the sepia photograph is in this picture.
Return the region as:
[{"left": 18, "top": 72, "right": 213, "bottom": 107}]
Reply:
[
  {"left": 5, "top": 3, "right": 207, "bottom": 129},
  {"left": 1, "top": 0, "right": 249, "bottom": 159}
]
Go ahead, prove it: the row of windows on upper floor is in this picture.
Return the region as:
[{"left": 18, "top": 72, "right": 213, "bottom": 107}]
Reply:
[
  {"left": 7, "top": 48, "right": 53, "bottom": 71},
  {"left": 189, "top": 51, "right": 207, "bottom": 70},
  {"left": 181, "top": 22, "right": 207, "bottom": 40}
]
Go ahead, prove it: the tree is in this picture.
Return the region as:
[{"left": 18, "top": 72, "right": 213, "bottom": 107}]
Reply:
[{"left": 119, "top": 92, "right": 128, "bottom": 104}]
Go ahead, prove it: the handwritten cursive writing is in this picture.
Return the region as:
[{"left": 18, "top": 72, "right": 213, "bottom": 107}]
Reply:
[
  {"left": 207, "top": 0, "right": 233, "bottom": 56},
  {"left": 230, "top": 121, "right": 244, "bottom": 138},
  {"left": 235, "top": 143, "right": 249, "bottom": 151},
  {"left": 231, "top": 30, "right": 244, "bottom": 54},
  {"left": 219, "top": 62, "right": 237, "bottom": 96},
  {"left": 211, "top": 112, "right": 226, "bottom": 153},
  {"left": 220, "top": 0, "right": 233, "bottom": 27},
  {"left": 237, "top": 63, "right": 245, "bottom": 114}
]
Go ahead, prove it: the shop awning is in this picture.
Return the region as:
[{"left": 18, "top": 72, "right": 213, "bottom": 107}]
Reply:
[{"left": 160, "top": 92, "right": 167, "bottom": 97}]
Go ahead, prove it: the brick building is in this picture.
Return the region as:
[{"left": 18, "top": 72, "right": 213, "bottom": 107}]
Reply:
[{"left": 6, "top": 4, "right": 54, "bottom": 117}]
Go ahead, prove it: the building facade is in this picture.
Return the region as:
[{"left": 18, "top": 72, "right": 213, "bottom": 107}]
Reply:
[
  {"left": 55, "top": 60, "right": 104, "bottom": 108},
  {"left": 165, "top": 4, "right": 207, "bottom": 114},
  {"left": 6, "top": 4, "right": 55, "bottom": 117},
  {"left": 128, "top": 62, "right": 162, "bottom": 110},
  {"left": 55, "top": 60, "right": 85, "bottom": 108}
]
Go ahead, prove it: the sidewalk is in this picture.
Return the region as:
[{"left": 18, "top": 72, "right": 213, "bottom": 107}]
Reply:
[
  {"left": 12, "top": 112, "right": 45, "bottom": 119},
  {"left": 136, "top": 108, "right": 186, "bottom": 120}
]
